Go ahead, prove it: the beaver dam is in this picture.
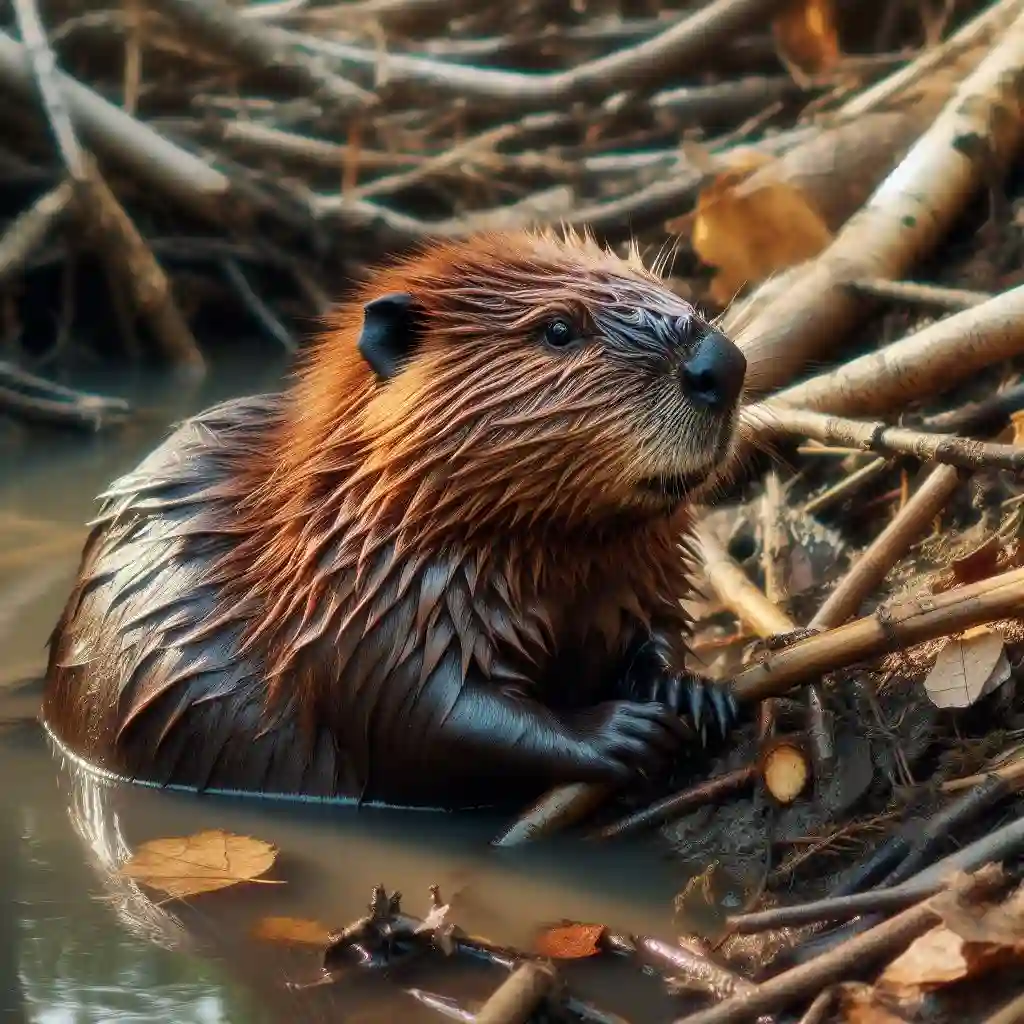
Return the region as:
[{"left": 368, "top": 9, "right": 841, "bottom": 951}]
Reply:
[{"left": 5, "top": 0, "right": 1024, "bottom": 1021}]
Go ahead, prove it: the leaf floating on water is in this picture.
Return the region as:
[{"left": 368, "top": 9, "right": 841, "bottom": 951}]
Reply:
[
  {"left": 253, "top": 916, "right": 334, "bottom": 947},
  {"left": 533, "top": 921, "right": 605, "bottom": 959},
  {"left": 119, "top": 829, "right": 280, "bottom": 899},
  {"left": 922, "top": 626, "right": 1010, "bottom": 709}
]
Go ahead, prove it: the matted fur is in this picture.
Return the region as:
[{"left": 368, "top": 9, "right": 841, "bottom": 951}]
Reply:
[{"left": 42, "top": 229, "right": 739, "bottom": 809}]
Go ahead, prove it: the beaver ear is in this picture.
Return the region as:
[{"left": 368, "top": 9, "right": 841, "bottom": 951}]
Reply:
[{"left": 358, "top": 292, "right": 422, "bottom": 381}]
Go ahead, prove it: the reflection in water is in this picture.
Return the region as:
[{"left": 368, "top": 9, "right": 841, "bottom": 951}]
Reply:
[{"left": 1, "top": 351, "right": 699, "bottom": 1022}]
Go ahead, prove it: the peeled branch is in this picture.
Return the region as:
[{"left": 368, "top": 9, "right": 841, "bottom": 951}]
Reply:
[{"left": 729, "top": 11, "right": 1024, "bottom": 397}]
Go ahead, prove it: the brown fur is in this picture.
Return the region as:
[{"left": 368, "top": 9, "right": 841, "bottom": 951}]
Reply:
[{"left": 42, "top": 229, "right": 742, "bottom": 810}]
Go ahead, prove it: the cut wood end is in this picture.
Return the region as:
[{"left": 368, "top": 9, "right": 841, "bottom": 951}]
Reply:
[{"left": 760, "top": 737, "right": 811, "bottom": 804}]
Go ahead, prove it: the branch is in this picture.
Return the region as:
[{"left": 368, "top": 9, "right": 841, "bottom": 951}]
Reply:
[
  {"left": 295, "top": 0, "right": 789, "bottom": 107},
  {"left": 150, "top": 0, "right": 375, "bottom": 114},
  {"left": 0, "top": 29, "right": 230, "bottom": 220},
  {"left": 756, "top": 405, "right": 1024, "bottom": 473},
  {"left": 731, "top": 11, "right": 1024, "bottom": 397}
]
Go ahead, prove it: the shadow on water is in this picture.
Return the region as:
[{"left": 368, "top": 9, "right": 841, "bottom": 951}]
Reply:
[{"left": 0, "top": 348, "right": 703, "bottom": 1022}]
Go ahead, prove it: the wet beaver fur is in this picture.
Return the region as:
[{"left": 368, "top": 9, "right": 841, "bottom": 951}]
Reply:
[{"left": 42, "top": 229, "right": 747, "bottom": 811}]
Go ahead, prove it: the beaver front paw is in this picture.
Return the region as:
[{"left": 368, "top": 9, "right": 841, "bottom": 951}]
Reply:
[
  {"left": 565, "top": 700, "right": 689, "bottom": 783},
  {"left": 617, "top": 638, "right": 736, "bottom": 745}
]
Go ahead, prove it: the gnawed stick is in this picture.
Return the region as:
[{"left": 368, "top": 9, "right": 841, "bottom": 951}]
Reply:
[{"left": 492, "top": 563, "right": 1024, "bottom": 846}]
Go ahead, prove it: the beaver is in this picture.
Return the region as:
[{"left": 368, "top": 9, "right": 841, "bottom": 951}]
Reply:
[{"left": 42, "top": 229, "right": 747, "bottom": 811}]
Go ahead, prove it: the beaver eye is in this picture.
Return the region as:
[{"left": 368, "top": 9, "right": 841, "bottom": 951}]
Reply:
[{"left": 543, "top": 317, "right": 578, "bottom": 350}]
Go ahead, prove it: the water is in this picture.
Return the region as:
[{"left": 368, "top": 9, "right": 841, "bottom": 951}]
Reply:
[{"left": 0, "top": 350, "right": 703, "bottom": 1023}]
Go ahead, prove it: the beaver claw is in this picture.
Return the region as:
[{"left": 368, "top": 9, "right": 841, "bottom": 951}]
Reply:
[{"left": 617, "top": 634, "right": 736, "bottom": 745}]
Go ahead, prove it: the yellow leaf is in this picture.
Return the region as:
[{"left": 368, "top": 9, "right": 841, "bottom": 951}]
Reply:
[
  {"left": 253, "top": 916, "right": 334, "bottom": 947},
  {"left": 691, "top": 164, "right": 833, "bottom": 306},
  {"left": 923, "top": 628, "right": 1010, "bottom": 709},
  {"left": 1011, "top": 409, "right": 1024, "bottom": 446},
  {"left": 773, "top": 0, "right": 841, "bottom": 79},
  {"left": 120, "top": 829, "right": 280, "bottom": 899}
]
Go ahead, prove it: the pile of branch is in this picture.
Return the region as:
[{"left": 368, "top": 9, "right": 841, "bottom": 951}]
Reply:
[{"left": 0, "top": 0, "right": 1017, "bottom": 401}]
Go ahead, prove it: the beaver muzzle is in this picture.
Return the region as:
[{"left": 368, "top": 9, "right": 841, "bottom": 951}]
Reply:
[{"left": 679, "top": 328, "right": 747, "bottom": 411}]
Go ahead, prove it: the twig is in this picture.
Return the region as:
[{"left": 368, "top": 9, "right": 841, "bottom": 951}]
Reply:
[
  {"left": 0, "top": 361, "right": 130, "bottom": 431},
  {"left": 220, "top": 259, "right": 297, "bottom": 353},
  {"left": 846, "top": 277, "right": 992, "bottom": 310},
  {"left": 842, "top": 0, "right": 1024, "bottom": 117},
  {"left": 295, "top": 0, "right": 790, "bottom": 106},
  {"left": 729, "top": 800, "right": 1024, "bottom": 937},
  {"left": 730, "top": 563, "right": 1024, "bottom": 705},
  {"left": 0, "top": 30, "right": 230, "bottom": 219},
  {"left": 758, "top": 406, "right": 1024, "bottom": 473},
  {"left": 802, "top": 458, "right": 892, "bottom": 516},
  {"left": 730, "top": 12, "right": 1024, "bottom": 397},
  {"left": 151, "top": 0, "right": 374, "bottom": 113},
  {"left": 633, "top": 936, "right": 757, "bottom": 1001},
  {"left": 0, "top": 180, "right": 74, "bottom": 287},
  {"left": 672, "top": 869, "right": 1000, "bottom": 1024},
  {"left": 807, "top": 465, "right": 964, "bottom": 628},
  {"left": 587, "top": 766, "right": 757, "bottom": 840}
]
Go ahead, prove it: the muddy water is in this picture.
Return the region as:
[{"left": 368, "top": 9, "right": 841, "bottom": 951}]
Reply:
[{"left": 0, "top": 352, "right": 703, "bottom": 1023}]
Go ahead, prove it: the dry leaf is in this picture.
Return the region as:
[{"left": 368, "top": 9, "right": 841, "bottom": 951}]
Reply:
[
  {"left": 837, "top": 981, "right": 910, "bottom": 1024},
  {"left": 773, "top": 0, "right": 841, "bottom": 79},
  {"left": 120, "top": 829, "right": 279, "bottom": 899},
  {"left": 1011, "top": 409, "right": 1024, "bottom": 446},
  {"left": 690, "top": 163, "right": 833, "bottom": 306},
  {"left": 950, "top": 536, "right": 1001, "bottom": 586},
  {"left": 922, "top": 626, "right": 1010, "bottom": 709},
  {"left": 533, "top": 921, "right": 605, "bottom": 959},
  {"left": 253, "top": 916, "right": 334, "bottom": 947}
]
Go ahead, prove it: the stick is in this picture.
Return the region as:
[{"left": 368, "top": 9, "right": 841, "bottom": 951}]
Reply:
[
  {"left": 150, "top": 0, "right": 374, "bottom": 113},
  {"left": 0, "top": 30, "right": 229, "bottom": 219},
  {"left": 671, "top": 871, "right": 999, "bottom": 1024},
  {"left": 755, "top": 406, "right": 1024, "bottom": 474},
  {"left": 773, "top": 282, "right": 1024, "bottom": 417},
  {"left": 294, "top": 0, "right": 789, "bottom": 106},
  {"left": 846, "top": 277, "right": 992, "bottom": 310},
  {"left": 730, "top": 12, "right": 1024, "bottom": 397},
  {"left": 809, "top": 465, "right": 963, "bottom": 629},
  {"left": 0, "top": 180, "right": 74, "bottom": 287},
  {"left": 730, "top": 563, "right": 1024, "bottom": 705}
]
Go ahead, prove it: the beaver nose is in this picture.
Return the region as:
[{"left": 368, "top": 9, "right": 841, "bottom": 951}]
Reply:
[{"left": 680, "top": 329, "right": 747, "bottom": 409}]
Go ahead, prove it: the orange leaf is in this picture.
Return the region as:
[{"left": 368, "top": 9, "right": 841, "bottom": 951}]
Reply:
[
  {"left": 773, "top": 0, "right": 841, "bottom": 79},
  {"left": 533, "top": 921, "right": 605, "bottom": 959}
]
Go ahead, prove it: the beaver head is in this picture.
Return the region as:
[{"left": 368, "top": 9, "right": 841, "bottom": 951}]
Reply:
[{"left": 283, "top": 228, "right": 746, "bottom": 537}]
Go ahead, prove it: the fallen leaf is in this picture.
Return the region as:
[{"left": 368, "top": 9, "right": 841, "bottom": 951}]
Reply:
[
  {"left": 950, "top": 536, "right": 1001, "bottom": 587},
  {"left": 533, "top": 921, "right": 605, "bottom": 959},
  {"left": 878, "top": 882, "right": 1024, "bottom": 999},
  {"left": 690, "top": 162, "right": 833, "bottom": 306},
  {"left": 922, "top": 627, "right": 1010, "bottom": 709},
  {"left": 253, "top": 916, "right": 333, "bottom": 947},
  {"left": 120, "top": 829, "right": 279, "bottom": 899},
  {"left": 773, "top": 0, "right": 841, "bottom": 80},
  {"left": 1011, "top": 409, "right": 1024, "bottom": 446},
  {"left": 837, "top": 981, "right": 911, "bottom": 1023}
]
